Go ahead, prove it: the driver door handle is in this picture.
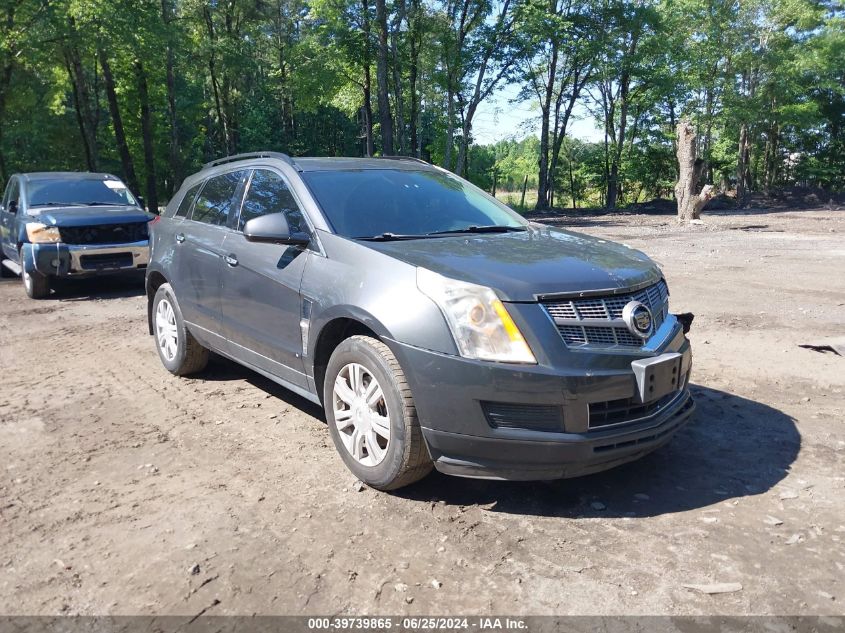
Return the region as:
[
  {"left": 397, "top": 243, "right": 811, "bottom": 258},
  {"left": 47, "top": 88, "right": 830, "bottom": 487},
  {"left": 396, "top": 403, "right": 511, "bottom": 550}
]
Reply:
[
  {"left": 224, "top": 254, "right": 239, "bottom": 267},
  {"left": 175, "top": 233, "right": 185, "bottom": 243}
]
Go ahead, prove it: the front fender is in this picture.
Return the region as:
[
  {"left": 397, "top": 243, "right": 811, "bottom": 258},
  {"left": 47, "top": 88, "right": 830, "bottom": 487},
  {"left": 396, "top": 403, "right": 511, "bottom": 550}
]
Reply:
[
  {"left": 308, "top": 304, "right": 394, "bottom": 353},
  {"left": 19, "top": 242, "right": 36, "bottom": 274},
  {"left": 302, "top": 232, "right": 459, "bottom": 358}
]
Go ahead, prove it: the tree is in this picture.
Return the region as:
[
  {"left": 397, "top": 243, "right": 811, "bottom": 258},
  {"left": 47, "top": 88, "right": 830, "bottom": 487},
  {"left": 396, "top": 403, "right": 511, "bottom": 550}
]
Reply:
[
  {"left": 519, "top": 0, "right": 596, "bottom": 209},
  {"left": 675, "top": 120, "right": 714, "bottom": 221},
  {"left": 373, "top": 0, "right": 394, "bottom": 154},
  {"left": 0, "top": 0, "right": 841, "bottom": 206}
]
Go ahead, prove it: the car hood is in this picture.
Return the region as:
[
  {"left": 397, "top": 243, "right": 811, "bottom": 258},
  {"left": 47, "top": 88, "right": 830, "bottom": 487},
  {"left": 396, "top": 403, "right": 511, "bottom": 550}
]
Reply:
[
  {"left": 361, "top": 224, "right": 662, "bottom": 301},
  {"left": 28, "top": 205, "right": 153, "bottom": 226}
]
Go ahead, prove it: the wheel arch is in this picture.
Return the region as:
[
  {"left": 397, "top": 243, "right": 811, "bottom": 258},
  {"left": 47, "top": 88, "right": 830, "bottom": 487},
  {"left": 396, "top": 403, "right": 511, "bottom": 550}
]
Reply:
[
  {"left": 146, "top": 270, "right": 169, "bottom": 335},
  {"left": 311, "top": 314, "right": 385, "bottom": 405}
]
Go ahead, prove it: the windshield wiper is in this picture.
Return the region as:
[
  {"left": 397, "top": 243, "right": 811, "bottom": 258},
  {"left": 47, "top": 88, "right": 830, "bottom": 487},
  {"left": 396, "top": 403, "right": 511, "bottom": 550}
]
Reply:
[
  {"left": 356, "top": 232, "right": 433, "bottom": 242},
  {"left": 427, "top": 225, "right": 527, "bottom": 236},
  {"left": 80, "top": 202, "right": 126, "bottom": 206}
]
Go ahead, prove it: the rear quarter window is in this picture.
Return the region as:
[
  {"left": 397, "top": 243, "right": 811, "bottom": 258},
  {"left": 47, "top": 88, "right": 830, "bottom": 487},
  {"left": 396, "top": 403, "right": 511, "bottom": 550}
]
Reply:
[
  {"left": 190, "top": 170, "right": 247, "bottom": 226},
  {"left": 173, "top": 183, "right": 201, "bottom": 218}
]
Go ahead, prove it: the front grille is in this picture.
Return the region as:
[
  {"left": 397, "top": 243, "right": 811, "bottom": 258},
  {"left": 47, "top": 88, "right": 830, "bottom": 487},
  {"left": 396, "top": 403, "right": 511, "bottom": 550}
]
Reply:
[
  {"left": 589, "top": 391, "right": 680, "bottom": 429},
  {"left": 482, "top": 402, "right": 564, "bottom": 432},
  {"left": 542, "top": 279, "right": 669, "bottom": 350},
  {"left": 59, "top": 222, "right": 148, "bottom": 245},
  {"left": 592, "top": 397, "right": 694, "bottom": 453}
]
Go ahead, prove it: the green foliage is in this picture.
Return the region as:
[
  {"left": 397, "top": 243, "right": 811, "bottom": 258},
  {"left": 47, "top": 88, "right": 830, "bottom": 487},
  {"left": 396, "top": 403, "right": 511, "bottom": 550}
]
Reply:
[{"left": 0, "top": 0, "right": 841, "bottom": 207}]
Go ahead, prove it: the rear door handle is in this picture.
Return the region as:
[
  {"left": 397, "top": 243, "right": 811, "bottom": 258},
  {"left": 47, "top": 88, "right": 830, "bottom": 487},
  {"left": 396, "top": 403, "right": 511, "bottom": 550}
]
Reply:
[
  {"left": 175, "top": 233, "right": 185, "bottom": 243},
  {"left": 224, "top": 254, "right": 238, "bottom": 267}
]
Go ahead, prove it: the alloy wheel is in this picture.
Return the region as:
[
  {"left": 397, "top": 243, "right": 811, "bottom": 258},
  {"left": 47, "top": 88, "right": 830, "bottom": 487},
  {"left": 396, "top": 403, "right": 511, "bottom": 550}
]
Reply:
[
  {"left": 332, "top": 362, "right": 391, "bottom": 467},
  {"left": 155, "top": 298, "right": 179, "bottom": 362}
]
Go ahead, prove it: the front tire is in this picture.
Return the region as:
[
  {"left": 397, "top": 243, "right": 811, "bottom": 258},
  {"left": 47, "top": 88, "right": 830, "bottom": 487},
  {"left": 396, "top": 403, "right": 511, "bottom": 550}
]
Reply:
[
  {"left": 323, "top": 335, "right": 432, "bottom": 490},
  {"left": 21, "top": 256, "right": 50, "bottom": 299},
  {"left": 152, "top": 283, "right": 209, "bottom": 376}
]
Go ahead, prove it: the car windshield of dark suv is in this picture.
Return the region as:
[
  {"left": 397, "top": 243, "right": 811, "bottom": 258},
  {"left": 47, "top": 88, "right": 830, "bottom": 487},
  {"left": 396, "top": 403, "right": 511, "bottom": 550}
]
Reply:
[
  {"left": 28, "top": 178, "right": 138, "bottom": 208},
  {"left": 302, "top": 168, "right": 527, "bottom": 239}
]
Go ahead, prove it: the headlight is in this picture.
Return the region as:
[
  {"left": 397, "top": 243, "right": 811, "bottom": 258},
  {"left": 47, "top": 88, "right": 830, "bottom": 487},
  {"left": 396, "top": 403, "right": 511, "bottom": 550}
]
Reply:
[
  {"left": 26, "top": 223, "right": 61, "bottom": 244},
  {"left": 417, "top": 268, "right": 536, "bottom": 364}
]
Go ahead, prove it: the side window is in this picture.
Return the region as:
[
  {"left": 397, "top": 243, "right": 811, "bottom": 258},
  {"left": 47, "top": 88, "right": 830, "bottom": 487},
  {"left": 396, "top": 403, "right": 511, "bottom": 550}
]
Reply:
[
  {"left": 238, "top": 169, "right": 307, "bottom": 234},
  {"left": 3, "top": 178, "right": 19, "bottom": 209},
  {"left": 173, "top": 183, "right": 201, "bottom": 218},
  {"left": 190, "top": 170, "right": 247, "bottom": 227}
]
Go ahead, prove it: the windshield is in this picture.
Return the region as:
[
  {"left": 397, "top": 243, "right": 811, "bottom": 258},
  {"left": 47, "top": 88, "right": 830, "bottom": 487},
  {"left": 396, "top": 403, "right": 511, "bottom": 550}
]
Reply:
[
  {"left": 302, "top": 169, "right": 526, "bottom": 238},
  {"left": 28, "top": 178, "right": 139, "bottom": 207}
]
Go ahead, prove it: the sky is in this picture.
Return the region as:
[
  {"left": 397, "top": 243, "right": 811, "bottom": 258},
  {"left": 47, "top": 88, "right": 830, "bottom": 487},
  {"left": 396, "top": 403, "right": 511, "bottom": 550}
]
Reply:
[{"left": 470, "top": 83, "right": 605, "bottom": 145}]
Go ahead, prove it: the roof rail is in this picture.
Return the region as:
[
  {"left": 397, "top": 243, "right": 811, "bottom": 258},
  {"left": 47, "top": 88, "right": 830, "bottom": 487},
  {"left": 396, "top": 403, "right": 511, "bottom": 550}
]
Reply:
[
  {"left": 375, "top": 155, "right": 430, "bottom": 165},
  {"left": 204, "top": 151, "right": 300, "bottom": 171}
]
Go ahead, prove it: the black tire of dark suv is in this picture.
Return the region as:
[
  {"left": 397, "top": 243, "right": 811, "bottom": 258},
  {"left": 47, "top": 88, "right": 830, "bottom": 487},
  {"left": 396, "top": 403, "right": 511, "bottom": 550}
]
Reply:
[{"left": 323, "top": 335, "right": 433, "bottom": 490}]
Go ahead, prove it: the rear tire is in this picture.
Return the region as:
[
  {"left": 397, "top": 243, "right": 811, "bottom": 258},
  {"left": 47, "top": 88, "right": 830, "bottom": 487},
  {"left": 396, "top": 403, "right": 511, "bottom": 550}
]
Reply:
[
  {"left": 152, "top": 283, "right": 209, "bottom": 376},
  {"left": 323, "top": 335, "right": 432, "bottom": 490}
]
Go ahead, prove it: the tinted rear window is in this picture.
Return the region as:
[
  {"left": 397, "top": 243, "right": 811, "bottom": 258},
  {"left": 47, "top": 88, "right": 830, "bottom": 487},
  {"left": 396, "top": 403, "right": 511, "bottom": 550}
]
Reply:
[
  {"left": 174, "top": 183, "right": 201, "bottom": 218},
  {"left": 190, "top": 170, "right": 247, "bottom": 226},
  {"left": 302, "top": 169, "right": 524, "bottom": 238}
]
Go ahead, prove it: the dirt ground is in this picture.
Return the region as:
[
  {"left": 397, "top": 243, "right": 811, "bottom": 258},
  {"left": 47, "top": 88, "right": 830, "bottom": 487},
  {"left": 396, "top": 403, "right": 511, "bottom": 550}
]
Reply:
[{"left": 1, "top": 208, "right": 843, "bottom": 617}]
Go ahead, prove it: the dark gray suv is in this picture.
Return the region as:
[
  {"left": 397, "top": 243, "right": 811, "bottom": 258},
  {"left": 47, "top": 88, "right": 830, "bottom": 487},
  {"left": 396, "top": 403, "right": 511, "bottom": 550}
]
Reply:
[{"left": 146, "top": 152, "right": 695, "bottom": 490}]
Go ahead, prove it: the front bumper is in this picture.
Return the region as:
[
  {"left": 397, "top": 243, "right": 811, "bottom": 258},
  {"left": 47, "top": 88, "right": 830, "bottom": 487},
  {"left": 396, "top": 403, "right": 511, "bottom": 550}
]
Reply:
[
  {"left": 390, "top": 323, "right": 695, "bottom": 481},
  {"left": 28, "top": 240, "right": 150, "bottom": 277},
  {"left": 424, "top": 391, "right": 695, "bottom": 480}
]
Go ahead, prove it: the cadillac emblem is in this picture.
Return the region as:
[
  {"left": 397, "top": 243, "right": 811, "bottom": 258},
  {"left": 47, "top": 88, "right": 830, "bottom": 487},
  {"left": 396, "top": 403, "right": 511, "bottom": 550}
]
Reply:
[{"left": 622, "top": 301, "right": 654, "bottom": 339}]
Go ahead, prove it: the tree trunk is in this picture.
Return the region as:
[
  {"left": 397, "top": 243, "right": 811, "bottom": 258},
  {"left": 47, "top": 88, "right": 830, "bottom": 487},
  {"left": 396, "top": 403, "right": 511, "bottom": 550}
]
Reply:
[
  {"left": 408, "top": 0, "right": 421, "bottom": 156},
  {"left": 668, "top": 97, "right": 677, "bottom": 177},
  {"left": 360, "top": 0, "right": 375, "bottom": 157},
  {"left": 204, "top": 7, "right": 230, "bottom": 155},
  {"left": 549, "top": 66, "right": 588, "bottom": 209},
  {"left": 162, "top": 0, "right": 180, "bottom": 192},
  {"left": 0, "top": 3, "right": 17, "bottom": 183},
  {"left": 764, "top": 115, "right": 779, "bottom": 192},
  {"left": 136, "top": 61, "right": 158, "bottom": 214},
  {"left": 519, "top": 174, "right": 529, "bottom": 209},
  {"left": 456, "top": 105, "right": 473, "bottom": 177},
  {"left": 606, "top": 73, "right": 629, "bottom": 210},
  {"left": 535, "top": 44, "right": 558, "bottom": 211},
  {"left": 389, "top": 0, "right": 406, "bottom": 155},
  {"left": 736, "top": 121, "right": 751, "bottom": 207},
  {"left": 675, "top": 120, "right": 715, "bottom": 222},
  {"left": 63, "top": 38, "right": 98, "bottom": 171},
  {"left": 703, "top": 84, "right": 714, "bottom": 183},
  {"left": 374, "top": 0, "right": 394, "bottom": 155},
  {"left": 99, "top": 51, "right": 140, "bottom": 196},
  {"left": 362, "top": 76, "right": 374, "bottom": 157},
  {"left": 444, "top": 86, "right": 454, "bottom": 170}
]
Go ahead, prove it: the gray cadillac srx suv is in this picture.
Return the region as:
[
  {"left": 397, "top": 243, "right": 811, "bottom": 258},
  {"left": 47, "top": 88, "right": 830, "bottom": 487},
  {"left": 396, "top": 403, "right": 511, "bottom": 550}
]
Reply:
[{"left": 146, "top": 152, "right": 695, "bottom": 490}]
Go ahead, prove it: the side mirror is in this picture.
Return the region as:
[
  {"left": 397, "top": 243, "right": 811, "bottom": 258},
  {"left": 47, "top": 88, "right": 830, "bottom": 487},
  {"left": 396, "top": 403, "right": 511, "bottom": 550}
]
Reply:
[
  {"left": 8, "top": 200, "right": 17, "bottom": 214},
  {"left": 244, "top": 212, "right": 310, "bottom": 246},
  {"left": 136, "top": 196, "right": 145, "bottom": 210}
]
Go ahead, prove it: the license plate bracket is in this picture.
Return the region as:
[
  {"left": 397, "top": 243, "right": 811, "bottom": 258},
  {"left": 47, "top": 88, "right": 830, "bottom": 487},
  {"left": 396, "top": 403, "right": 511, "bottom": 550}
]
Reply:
[{"left": 631, "top": 352, "right": 683, "bottom": 404}]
